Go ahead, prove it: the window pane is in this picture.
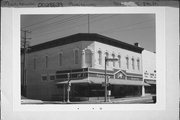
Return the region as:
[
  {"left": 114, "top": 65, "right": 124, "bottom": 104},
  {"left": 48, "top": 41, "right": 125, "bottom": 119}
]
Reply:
[
  {"left": 42, "top": 76, "right": 47, "bottom": 81},
  {"left": 45, "top": 56, "right": 48, "bottom": 68},
  {"left": 98, "top": 51, "right": 102, "bottom": 65},
  {"left": 50, "top": 75, "right": 55, "bottom": 80},
  {"left": 59, "top": 53, "right": 62, "bottom": 66},
  {"left": 126, "top": 57, "right": 129, "bottom": 69},
  {"left": 132, "top": 58, "right": 135, "bottom": 70},
  {"left": 75, "top": 50, "right": 78, "bottom": 64},
  {"left": 118, "top": 55, "right": 121, "bottom": 68},
  {"left": 33, "top": 58, "right": 36, "bottom": 70},
  {"left": 137, "top": 59, "right": 140, "bottom": 70},
  {"left": 112, "top": 54, "right": 115, "bottom": 67},
  {"left": 85, "top": 50, "right": 92, "bottom": 67}
]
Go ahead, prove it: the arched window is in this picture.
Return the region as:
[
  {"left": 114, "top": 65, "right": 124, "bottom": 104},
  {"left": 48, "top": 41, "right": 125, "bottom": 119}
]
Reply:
[
  {"left": 118, "top": 55, "right": 121, "bottom": 68},
  {"left": 132, "top": 58, "right": 135, "bottom": 70},
  {"left": 137, "top": 59, "right": 140, "bottom": 70},
  {"left": 112, "top": 53, "right": 115, "bottom": 67},
  {"left": 33, "top": 58, "right": 36, "bottom": 70},
  {"left": 126, "top": 56, "right": 129, "bottom": 69},
  {"left": 105, "top": 52, "right": 109, "bottom": 66},
  {"left": 45, "top": 56, "right": 48, "bottom": 68},
  {"left": 98, "top": 50, "right": 102, "bottom": 65},
  {"left": 74, "top": 49, "right": 79, "bottom": 64},
  {"left": 59, "top": 52, "right": 63, "bottom": 66},
  {"left": 85, "top": 49, "right": 92, "bottom": 67}
]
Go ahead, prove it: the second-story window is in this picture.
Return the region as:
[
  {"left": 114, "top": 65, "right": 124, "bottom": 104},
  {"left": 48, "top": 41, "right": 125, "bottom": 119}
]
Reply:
[
  {"left": 45, "top": 56, "right": 48, "bottom": 68},
  {"left": 126, "top": 56, "right": 129, "bottom": 69},
  {"left": 33, "top": 58, "right": 36, "bottom": 70},
  {"left": 137, "top": 59, "right": 140, "bottom": 70},
  {"left": 74, "top": 49, "right": 79, "bottom": 64},
  {"left": 98, "top": 50, "right": 102, "bottom": 65},
  {"left": 112, "top": 54, "right": 115, "bottom": 67},
  {"left": 132, "top": 58, "right": 135, "bottom": 70},
  {"left": 59, "top": 53, "right": 63, "bottom": 66},
  {"left": 105, "top": 52, "right": 109, "bottom": 66},
  {"left": 118, "top": 55, "right": 121, "bottom": 68}
]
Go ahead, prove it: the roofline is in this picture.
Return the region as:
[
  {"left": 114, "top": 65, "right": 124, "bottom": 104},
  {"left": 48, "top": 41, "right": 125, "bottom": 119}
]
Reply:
[{"left": 28, "top": 33, "right": 144, "bottom": 53}]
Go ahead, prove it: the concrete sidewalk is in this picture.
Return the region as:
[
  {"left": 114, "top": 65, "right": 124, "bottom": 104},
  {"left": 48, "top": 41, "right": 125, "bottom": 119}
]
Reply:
[{"left": 22, "top": 95, "right": 155, "bottom": 104}]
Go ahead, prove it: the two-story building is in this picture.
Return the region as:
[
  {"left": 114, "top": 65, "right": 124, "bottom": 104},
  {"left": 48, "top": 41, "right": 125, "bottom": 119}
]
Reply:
[{"left": 22, "top": 33, "right": 155, "bottom": 101}]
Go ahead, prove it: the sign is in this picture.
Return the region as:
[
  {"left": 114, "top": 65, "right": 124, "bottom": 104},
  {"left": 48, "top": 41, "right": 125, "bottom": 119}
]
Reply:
[{"left": 106, "top": 58, "right": 118, "bottom": 61}]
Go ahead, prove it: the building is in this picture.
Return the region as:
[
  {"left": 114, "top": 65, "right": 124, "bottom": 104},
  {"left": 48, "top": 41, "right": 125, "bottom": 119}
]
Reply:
[{"left": 22, "top": 33, "right": 156, "bottom": 101}]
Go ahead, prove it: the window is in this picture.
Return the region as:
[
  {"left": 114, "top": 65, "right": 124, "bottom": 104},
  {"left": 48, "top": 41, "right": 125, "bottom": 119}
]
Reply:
[
  {"left": 132, "top": 58, "right": 135, "bottom": 70},
  {"left": 112, "top": 54, "right": 115, "bottom": 67},
  {"left": 105, "top": 52, "right": 109, "bottom": 66},
  {"left": 126, "top": 56, "right": 129, "bottom": 69},
  {"left": 41, "top": 75, "right": 47, "bottom": 81},
  {"left": 59, "top": 53, "right": 63, "bottom": 66},
  {"left": 137, "top": 59, "right": 140, "bottom": 70},
  {"left": 50, "top": 75, "right": 55, "bottom": 80},
  {"left": 85, "top": 49, "right": 92, "bottom": 67},
  {"left": 98, "top": 50, "right": 102, "bottom": 65},
  {"left": 74, "top": 49, "right": 79, "bottom": 64},
  {"left": 33, "top": 58, "right": 36, "bottom": 70},
  {"left": 118, "top": 55, "right": 121, "bottom": 68},
  {"left": 45, "top": 56, "right": 48, "bottom": 68}
]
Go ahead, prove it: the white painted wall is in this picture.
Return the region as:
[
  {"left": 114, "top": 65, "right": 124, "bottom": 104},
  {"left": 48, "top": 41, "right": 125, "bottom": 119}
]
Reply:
[
  {"left": 142, "top": 50, "right": 156, "bottom": 80},
  {"left": 94, "top": 41, "right": 142, "bottom": 74}
]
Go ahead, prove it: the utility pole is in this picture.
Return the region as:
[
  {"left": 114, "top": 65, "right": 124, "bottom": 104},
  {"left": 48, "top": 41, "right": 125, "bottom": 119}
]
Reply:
[
  {"left": 67, "top": 73, "right": 71, "bottom": 103},
  {"left": 21, "top": 29, "right": 31, "bottom": 97},
  {"left": 104, "top": 57, "right": 118, "bottom": 102}
]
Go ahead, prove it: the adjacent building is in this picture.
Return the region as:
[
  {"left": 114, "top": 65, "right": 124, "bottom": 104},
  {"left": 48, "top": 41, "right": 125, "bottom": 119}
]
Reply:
[{"left": 21, "top": 33, "right": 156, "bottom": 101}]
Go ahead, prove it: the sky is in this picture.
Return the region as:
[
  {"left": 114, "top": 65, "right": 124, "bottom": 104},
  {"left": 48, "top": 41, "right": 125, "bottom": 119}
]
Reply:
[{"left": 21, "top": 14, "right": 156, "bottom": 52}]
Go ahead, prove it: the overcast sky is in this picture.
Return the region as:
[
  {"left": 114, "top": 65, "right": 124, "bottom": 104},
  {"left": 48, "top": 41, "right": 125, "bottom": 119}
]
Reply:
[{"left": 21, "top": 14, "right": 156, "bottom": 52}]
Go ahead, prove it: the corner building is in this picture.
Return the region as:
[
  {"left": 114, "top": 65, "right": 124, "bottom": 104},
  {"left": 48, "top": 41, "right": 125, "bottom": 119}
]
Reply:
[{"left": 24, "top": 33, "right": 155, "bottom": 101}]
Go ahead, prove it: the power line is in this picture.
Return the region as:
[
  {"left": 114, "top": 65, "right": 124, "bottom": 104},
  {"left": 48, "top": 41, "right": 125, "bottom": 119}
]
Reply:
[
  {"left": 22, "top": 15, "right": 62, "bottom": 29},
  {"left": 31, "top": 15, "right": 116, "bottom": 38},
  {"left": 98, "top": 19, "right": 154, "bottom": 34},
  {"left": 30, "top": 15, "right": 84, "bottom": 31}
]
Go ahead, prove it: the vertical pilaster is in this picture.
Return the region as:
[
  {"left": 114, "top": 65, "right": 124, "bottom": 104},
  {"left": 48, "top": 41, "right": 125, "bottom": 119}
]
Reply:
[
  {"left": 142, "top": 85, "right": 145, "bottom": 96},
  {"left": 91, "top": 51, "right": 94, "bottom": 68}
]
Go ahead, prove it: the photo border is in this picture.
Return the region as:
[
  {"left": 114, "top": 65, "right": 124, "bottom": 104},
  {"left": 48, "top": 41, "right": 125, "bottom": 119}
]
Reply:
[{"left": 1, "top": 7, "right": 179, "bottom": 120}]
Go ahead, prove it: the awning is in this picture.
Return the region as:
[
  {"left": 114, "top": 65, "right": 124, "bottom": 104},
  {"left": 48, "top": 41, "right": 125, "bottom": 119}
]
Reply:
[
  {"left": 56, "top": 77, "right": 150, "bottom": 86},
  {"left": 144, "top": 79, "right": 156, "bottom": 85}
]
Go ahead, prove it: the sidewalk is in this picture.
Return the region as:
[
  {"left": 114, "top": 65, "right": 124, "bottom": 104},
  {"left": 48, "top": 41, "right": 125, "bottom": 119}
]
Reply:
[{"left": 22, "top": 95, "right": 155, "bottom": 104}]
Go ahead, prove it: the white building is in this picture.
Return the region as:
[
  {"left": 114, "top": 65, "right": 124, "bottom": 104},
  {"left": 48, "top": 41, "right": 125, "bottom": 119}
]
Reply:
[{"left": 21, "top": 33, "right": 156, "bottom": 101}]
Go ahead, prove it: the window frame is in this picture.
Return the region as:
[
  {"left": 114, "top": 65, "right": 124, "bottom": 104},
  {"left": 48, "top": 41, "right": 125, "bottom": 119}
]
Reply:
[
  {"left": 126, "top": 56, "right": 129, "bottom": 69},
  {"left": 45, "top": 55, "right": 48, "bottom": 68},
  {"left": 41, "top": 74, "right": 48, "bottom": 81},
  {"left": 118, "top": 55, "right": 121, "bottom": 68},
  {"left": 58, "top": 52, "right": 63, "bottom": 66},
  {"left": 98, "top": 50, "right": 102, "bottom": 65},
  {"left": 112, "top": 53, "right": 115, "bottom": 67},
  {"left": 132, "top": 57, "right": 135, "bottom": 70},
  {"left": 74, "top": 48, "right": 79, "bottom": 65}
]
